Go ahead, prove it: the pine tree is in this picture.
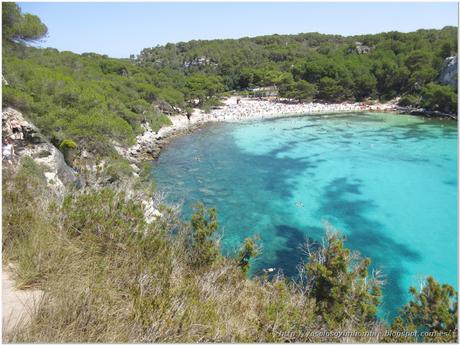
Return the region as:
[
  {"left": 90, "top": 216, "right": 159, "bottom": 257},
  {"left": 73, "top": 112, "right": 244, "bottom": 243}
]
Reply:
[
  {"left": 304, "top": 229, "right": 383, "bottom": 328},
  {"left": 392, "top": 276, "right": 458, "bottom": 342}
]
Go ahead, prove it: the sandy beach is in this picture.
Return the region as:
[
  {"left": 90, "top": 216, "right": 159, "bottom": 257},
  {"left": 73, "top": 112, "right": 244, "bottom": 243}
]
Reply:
[
  {"left": 157, "top": 96, "right": 398, "bottom": 137},
  {"left": 209, "top": 96, "right": 397, "bottom": 121},
  {"left": 125, "top": 97, "right": 398, "bottom": 161}
]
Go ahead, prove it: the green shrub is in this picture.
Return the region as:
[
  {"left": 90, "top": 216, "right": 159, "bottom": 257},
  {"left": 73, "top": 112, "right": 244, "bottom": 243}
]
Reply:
[
  {"left": 2, "top": 44, "right": 183, "bottom": 159},
  {"left": 133, "top": 161, "right": 156, "bottom": 193},
  {"left": 129, "top": 99, "right": 151, "bottom": 114},
  {"left": 58, "top": 139, "right": 77, "bottom": 165},
  {"left": 144, "top": 111, "right": 172, "bottom": 132},
  {"left": 104, "top": 157, "right": 133, "bottom": 183},
  {"left": 398, "top": 94, "right": 420, "bottom": 107},
  {"left": 157, "top": 87, "right": 185, "bottom": 108},
  {"left": 17, "top": 156, "right": 46, "bottom": 182},
  {"left": 190, "top": 203, "right": 220, "bottom": 267},
  {"left": 58, "top": 139, "right": 77, "bottom": 151},
  {"left": 2, "top": 86, "right": 34, "bottom": 111},
  {"left": 237, "top": 235, "right": 261, "bottom": 276},
  {"left": 421, "top": 83, "right": 458, "bottom": 113},
  {"left": 61, "top": 188, "right": 145, "bottom": 241},
  {"left": 304, "top": 230, "right": 382, "bottom": 328},
  {"left": 387, "top": 276, "right": 458, "bottom": 342}
]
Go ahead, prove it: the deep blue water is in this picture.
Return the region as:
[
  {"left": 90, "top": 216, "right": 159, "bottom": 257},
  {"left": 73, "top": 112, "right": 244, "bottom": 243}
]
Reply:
[{"left": 152, "top": 112, "right": 458, "bottom": 319}]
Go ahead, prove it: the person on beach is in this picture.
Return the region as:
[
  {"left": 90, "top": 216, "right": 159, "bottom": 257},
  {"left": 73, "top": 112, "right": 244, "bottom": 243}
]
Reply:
[{"left": 2, "top": 138, "right": 14, "bottom": 165}]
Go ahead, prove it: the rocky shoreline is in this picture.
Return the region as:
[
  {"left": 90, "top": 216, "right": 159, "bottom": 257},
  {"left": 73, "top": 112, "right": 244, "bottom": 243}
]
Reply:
[{"left": 394, "top": 106, "right": 458, "bottom": 120}]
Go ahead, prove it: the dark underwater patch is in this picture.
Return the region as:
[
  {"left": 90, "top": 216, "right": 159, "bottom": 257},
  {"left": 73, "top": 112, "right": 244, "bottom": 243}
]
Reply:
[{"left": 317, "top": 177, "right": 421, "bottom": 318}]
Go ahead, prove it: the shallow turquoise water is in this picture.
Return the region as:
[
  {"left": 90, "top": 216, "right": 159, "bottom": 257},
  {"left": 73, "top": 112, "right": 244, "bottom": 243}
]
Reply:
[{"left": 152, "top": 112, "right": 458, "bottom": 319}]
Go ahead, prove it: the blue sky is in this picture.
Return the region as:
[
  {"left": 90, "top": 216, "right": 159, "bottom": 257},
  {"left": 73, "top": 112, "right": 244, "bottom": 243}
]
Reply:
[{"left": 19, "top": 2, "right": 459, "bottom": 58}]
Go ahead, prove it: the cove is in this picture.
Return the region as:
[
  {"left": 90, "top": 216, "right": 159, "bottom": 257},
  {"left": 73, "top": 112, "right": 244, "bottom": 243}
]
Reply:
[{"left": 152, "top": 112, "right": 458, "bottom": 319}]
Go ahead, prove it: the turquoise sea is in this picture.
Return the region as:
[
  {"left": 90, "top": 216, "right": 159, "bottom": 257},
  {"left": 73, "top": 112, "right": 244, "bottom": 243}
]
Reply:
[{"left": 152, "top": 112, "right": 458, "bottom": 319}]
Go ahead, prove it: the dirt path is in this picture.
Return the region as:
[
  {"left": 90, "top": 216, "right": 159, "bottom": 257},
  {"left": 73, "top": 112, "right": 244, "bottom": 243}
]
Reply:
[{"left": 2, "top": 267, "right": 43, "bottom": 337}]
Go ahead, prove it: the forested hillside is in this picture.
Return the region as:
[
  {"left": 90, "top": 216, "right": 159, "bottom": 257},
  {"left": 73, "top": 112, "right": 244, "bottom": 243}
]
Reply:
[{"left": 139, "top": 27, "right": 458, "bottom": 108}]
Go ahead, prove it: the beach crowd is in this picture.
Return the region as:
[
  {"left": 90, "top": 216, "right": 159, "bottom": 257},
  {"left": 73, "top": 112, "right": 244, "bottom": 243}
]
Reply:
[{"left": 208, "top": 97, "right": 397, "bottom": 121}]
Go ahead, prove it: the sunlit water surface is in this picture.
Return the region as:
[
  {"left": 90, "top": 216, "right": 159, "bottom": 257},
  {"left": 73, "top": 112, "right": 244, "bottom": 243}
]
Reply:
[{"left": 152, "top": 112, "right": 457, "bottom": 319}]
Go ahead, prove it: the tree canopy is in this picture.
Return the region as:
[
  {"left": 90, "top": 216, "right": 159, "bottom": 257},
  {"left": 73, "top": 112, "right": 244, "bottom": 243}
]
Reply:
[
  {"left": 2, "top": 2, "right": 48, "bottom": 43},
  {"left": 138, "top": 26, "right": 457, "bottom": 111}
]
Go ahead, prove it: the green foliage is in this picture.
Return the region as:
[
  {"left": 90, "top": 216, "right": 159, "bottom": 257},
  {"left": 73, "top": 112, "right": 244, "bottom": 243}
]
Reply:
[
  {"left": 398, "top": 94, "right": 421, "bottom": 107},
  {"left": 2, "top": 4, "right": 188, "bottom": 159},
  {"left": 132, "top": 161, "right": 156, "bottom": 193},
  {"left": 2, "top": 156, "right": 48, "bottom": 278},
  {"left": 305, "top": 230, "right": 382, "bottom": 328},
  {"left": 2, "top": 5, "right": 458, "bottom": 342},
  {"left": 276, "top": 73, "right": 318, "bottom": 101},
  {"left": 351, "top": 68, "right": 377, "bottom": 100},
  {"left": 17, "top": 155, "right": 47, "bottom": 183},
  {"left": 144, "top": 110, "right": 172, "bottom": 133},
  {"left": 157, "top": 87, "right": 185, "bottom": 107},
  {"left": 371, "top": 58, "right": 409, "bottom": 100},
  {"left": 104, "top": 157, "right": 133, "bottom": 183},
  {"left": 421, "top": 83, "right": 458, "bottom": 113},
  {"left": 61, "top": 188, "right": 145, "bottom": 241},
  {"left": 3, "top": 50, "right": 135, "bottom": 153},
  {"left": 391, "top": 277, "right": 458, "bottom": 342},
  {"left": 139, "top": 26, "right": 457, "bottom": 112},
  {"left": 190, "top": 203, "right": 220, "bottom": 267},
  {"left": 129, "top": 98, "right": 150, "bottom": 114},
  {"left": 58, "top": 139, "right": 77, "bottom": 163},
  {"left": 317, "top": 77, "right": 349, "bottom": 102},
  {"left": 2, "top": 2, "right": 47, "bottom": 43},
  {"left": 185, "top": 73, "right": 225, "bottom": 106},
  {"left": 3, "top": 4, "right": 458, "bottom": 164},
  {"left": 237, "top": 235, "right": 261, "bottom": 276},
  {"left": 438, "top": 40, "right": 456, "bottom": 59}
]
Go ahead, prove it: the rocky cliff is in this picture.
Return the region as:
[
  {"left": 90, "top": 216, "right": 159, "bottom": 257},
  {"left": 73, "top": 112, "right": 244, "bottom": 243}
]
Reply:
[
  {"left": 2, "top": 106, "right": 163, "bottom": 221},
  {"left": 438, "top": 56, "right": 458, "bottom": 88},
  {"left": 2, "top": 107, "right": 79, "bottom": 193}
]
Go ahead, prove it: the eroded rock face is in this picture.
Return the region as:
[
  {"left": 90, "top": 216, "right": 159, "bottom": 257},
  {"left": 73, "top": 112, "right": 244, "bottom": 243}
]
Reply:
[
  {"left": 2, "top": 107, "right": 79, "bottom": 192},
  {"left": 438, "top": 56, "right": 458, "bottom": 88},
  {"left": 2, "top": 107, "right": 165, "bottom": 224},
  {"left": 116, "top": 122, "right": 162, "bottom": 163}
]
